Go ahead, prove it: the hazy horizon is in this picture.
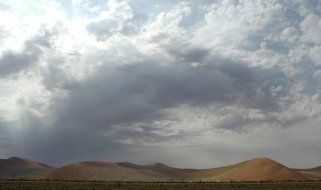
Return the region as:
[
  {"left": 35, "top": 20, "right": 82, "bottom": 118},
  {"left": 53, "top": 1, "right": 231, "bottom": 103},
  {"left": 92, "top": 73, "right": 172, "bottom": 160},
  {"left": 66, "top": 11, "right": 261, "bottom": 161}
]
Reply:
[{"left": 0, "top": 0, "right": 321, "bottom": 169}]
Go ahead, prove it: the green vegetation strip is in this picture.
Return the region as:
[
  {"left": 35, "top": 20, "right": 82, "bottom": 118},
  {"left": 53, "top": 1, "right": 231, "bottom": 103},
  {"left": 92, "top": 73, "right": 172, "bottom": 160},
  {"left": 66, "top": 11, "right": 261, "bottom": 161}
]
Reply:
[{"left": 1, "top": 181, "right": 321, "bottom": 190}]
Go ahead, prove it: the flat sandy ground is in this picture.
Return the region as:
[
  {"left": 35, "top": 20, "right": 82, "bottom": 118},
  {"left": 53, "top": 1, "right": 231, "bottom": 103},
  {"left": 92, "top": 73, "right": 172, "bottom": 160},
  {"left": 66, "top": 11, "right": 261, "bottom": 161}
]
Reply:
[{"left": 1, "top": 181, "right": 321, "bottom": 190}]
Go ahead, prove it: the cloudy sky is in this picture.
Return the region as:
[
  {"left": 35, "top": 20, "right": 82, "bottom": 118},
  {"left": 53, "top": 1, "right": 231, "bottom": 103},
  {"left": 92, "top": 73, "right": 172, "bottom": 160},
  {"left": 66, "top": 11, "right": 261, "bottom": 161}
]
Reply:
[{"left": 0, "top": 0, "right": 321, "bottom": 169}]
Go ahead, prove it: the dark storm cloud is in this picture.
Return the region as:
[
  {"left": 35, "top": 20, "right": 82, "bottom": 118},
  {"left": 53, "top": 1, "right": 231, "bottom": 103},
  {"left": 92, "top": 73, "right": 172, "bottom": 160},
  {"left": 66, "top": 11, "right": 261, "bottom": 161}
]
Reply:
[
  {"left": 20, "top": 53, "right": 290, "bottom": 164},
  {"left": 0, "top": 120, "right": 16, "bottom": 157},
  {"left": 0, "top": 120, "right": 10, "bottom": 143},
  {"left": 0, "top": 32, "right": 51, "bottom": 77},
  {"left": 0, "top": 52, "right": 35, "bottom": 77},
  {"left": 54, "top": 58, "right": 287, "bottom": 129}
]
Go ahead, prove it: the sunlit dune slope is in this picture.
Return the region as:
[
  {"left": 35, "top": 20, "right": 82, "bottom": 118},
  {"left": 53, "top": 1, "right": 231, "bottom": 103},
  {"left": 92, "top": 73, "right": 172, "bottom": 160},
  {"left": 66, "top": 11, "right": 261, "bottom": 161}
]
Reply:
[{"left": 188, "top": 157, "right": 306, "bottom": 181}]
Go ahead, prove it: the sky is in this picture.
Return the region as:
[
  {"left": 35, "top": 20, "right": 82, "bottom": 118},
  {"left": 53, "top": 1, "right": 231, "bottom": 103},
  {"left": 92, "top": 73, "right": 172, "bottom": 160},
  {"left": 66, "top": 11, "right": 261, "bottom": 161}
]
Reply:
[{"left": 0, "top": 0, "right": 321, "bottom": 169}]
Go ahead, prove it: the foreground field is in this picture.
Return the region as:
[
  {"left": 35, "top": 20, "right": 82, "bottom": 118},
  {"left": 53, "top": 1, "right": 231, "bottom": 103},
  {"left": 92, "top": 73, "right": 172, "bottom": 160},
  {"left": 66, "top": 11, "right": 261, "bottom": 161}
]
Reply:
[{"left": 1, "top": 181, "right": 321, "bottom": 190}]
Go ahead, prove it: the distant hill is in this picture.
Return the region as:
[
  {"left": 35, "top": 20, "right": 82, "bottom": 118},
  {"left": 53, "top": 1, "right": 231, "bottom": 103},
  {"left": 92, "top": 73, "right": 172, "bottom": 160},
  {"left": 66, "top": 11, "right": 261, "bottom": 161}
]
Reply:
[
  {"left": 295, "top": 166, "right": 321, "bottom": 180},
  {"left": 44, "top": 157, "right": 307, "bottom": 182},
  {"left": 0, "top": 157, "right": 55, "bottom": 179}
]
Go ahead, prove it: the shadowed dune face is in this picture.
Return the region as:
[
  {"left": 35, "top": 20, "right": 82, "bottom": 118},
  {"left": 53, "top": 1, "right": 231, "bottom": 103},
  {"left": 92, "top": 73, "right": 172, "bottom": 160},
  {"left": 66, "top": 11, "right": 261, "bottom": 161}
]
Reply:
[
  {"left": 295, "top": 166, "right": 321, "bottom": 180},
  {"left": 0, "top": 157, "right": 55, "bottom": 179},
  {"left": 44, "top": 157, "right": 308, "bottom": 182},
  {"left": 297, "top": 171, "right": 321, "bottom": 180}
]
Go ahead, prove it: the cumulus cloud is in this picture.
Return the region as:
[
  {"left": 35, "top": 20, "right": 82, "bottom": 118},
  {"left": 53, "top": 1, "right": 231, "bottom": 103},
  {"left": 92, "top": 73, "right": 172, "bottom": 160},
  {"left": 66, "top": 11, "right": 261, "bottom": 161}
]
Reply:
[
  {"left": 0, "top": 0, "right": 321, "bottom": 168},
  {"left": 86, "top": 0, "right": 134, "bottom": 40},
  {"left": 0, "top": 31, "right": 51, "bottom": 77}
]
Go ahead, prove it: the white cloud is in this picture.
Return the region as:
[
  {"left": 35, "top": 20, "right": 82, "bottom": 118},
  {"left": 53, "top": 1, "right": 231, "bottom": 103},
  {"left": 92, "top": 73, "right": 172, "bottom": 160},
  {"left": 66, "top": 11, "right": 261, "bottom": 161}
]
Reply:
[
  {"left": 86, "top": 0, "right": 134, "bottom": 40},
  {"left": 301, "top": 13, "right": 321, "bottom": 44}
]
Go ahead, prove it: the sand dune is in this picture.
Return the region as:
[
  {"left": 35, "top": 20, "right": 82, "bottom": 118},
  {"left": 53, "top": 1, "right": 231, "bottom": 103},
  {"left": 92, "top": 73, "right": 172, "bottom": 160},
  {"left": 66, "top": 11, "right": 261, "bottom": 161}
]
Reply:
[
  {"left": 45, "top": 161, "right": 171, "bottom": 181},
  {"left": 193, "top": 157, "right": 306, "bottom": 181},
  {"left": 1, "top": 156, "right": 316, "bottom": 181},
  {"left": 44, "top": 157, "right": 307, "bottom": 181},
  {"left": 295, "top": 166, "right": 321, "bottom": 180},
  {"left": 0, "top": 157, "right": 54, "bottom": 179}
]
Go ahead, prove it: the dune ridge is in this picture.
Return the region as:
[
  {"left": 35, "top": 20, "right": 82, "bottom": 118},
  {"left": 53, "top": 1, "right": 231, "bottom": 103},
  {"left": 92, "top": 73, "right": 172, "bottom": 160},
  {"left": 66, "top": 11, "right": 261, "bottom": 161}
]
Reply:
[
  {"left": 45, "top": 157, "right": 308, "bottom": 182},
  {"left": 2, "top": 156, "right": 319, "bottom": 181}
]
